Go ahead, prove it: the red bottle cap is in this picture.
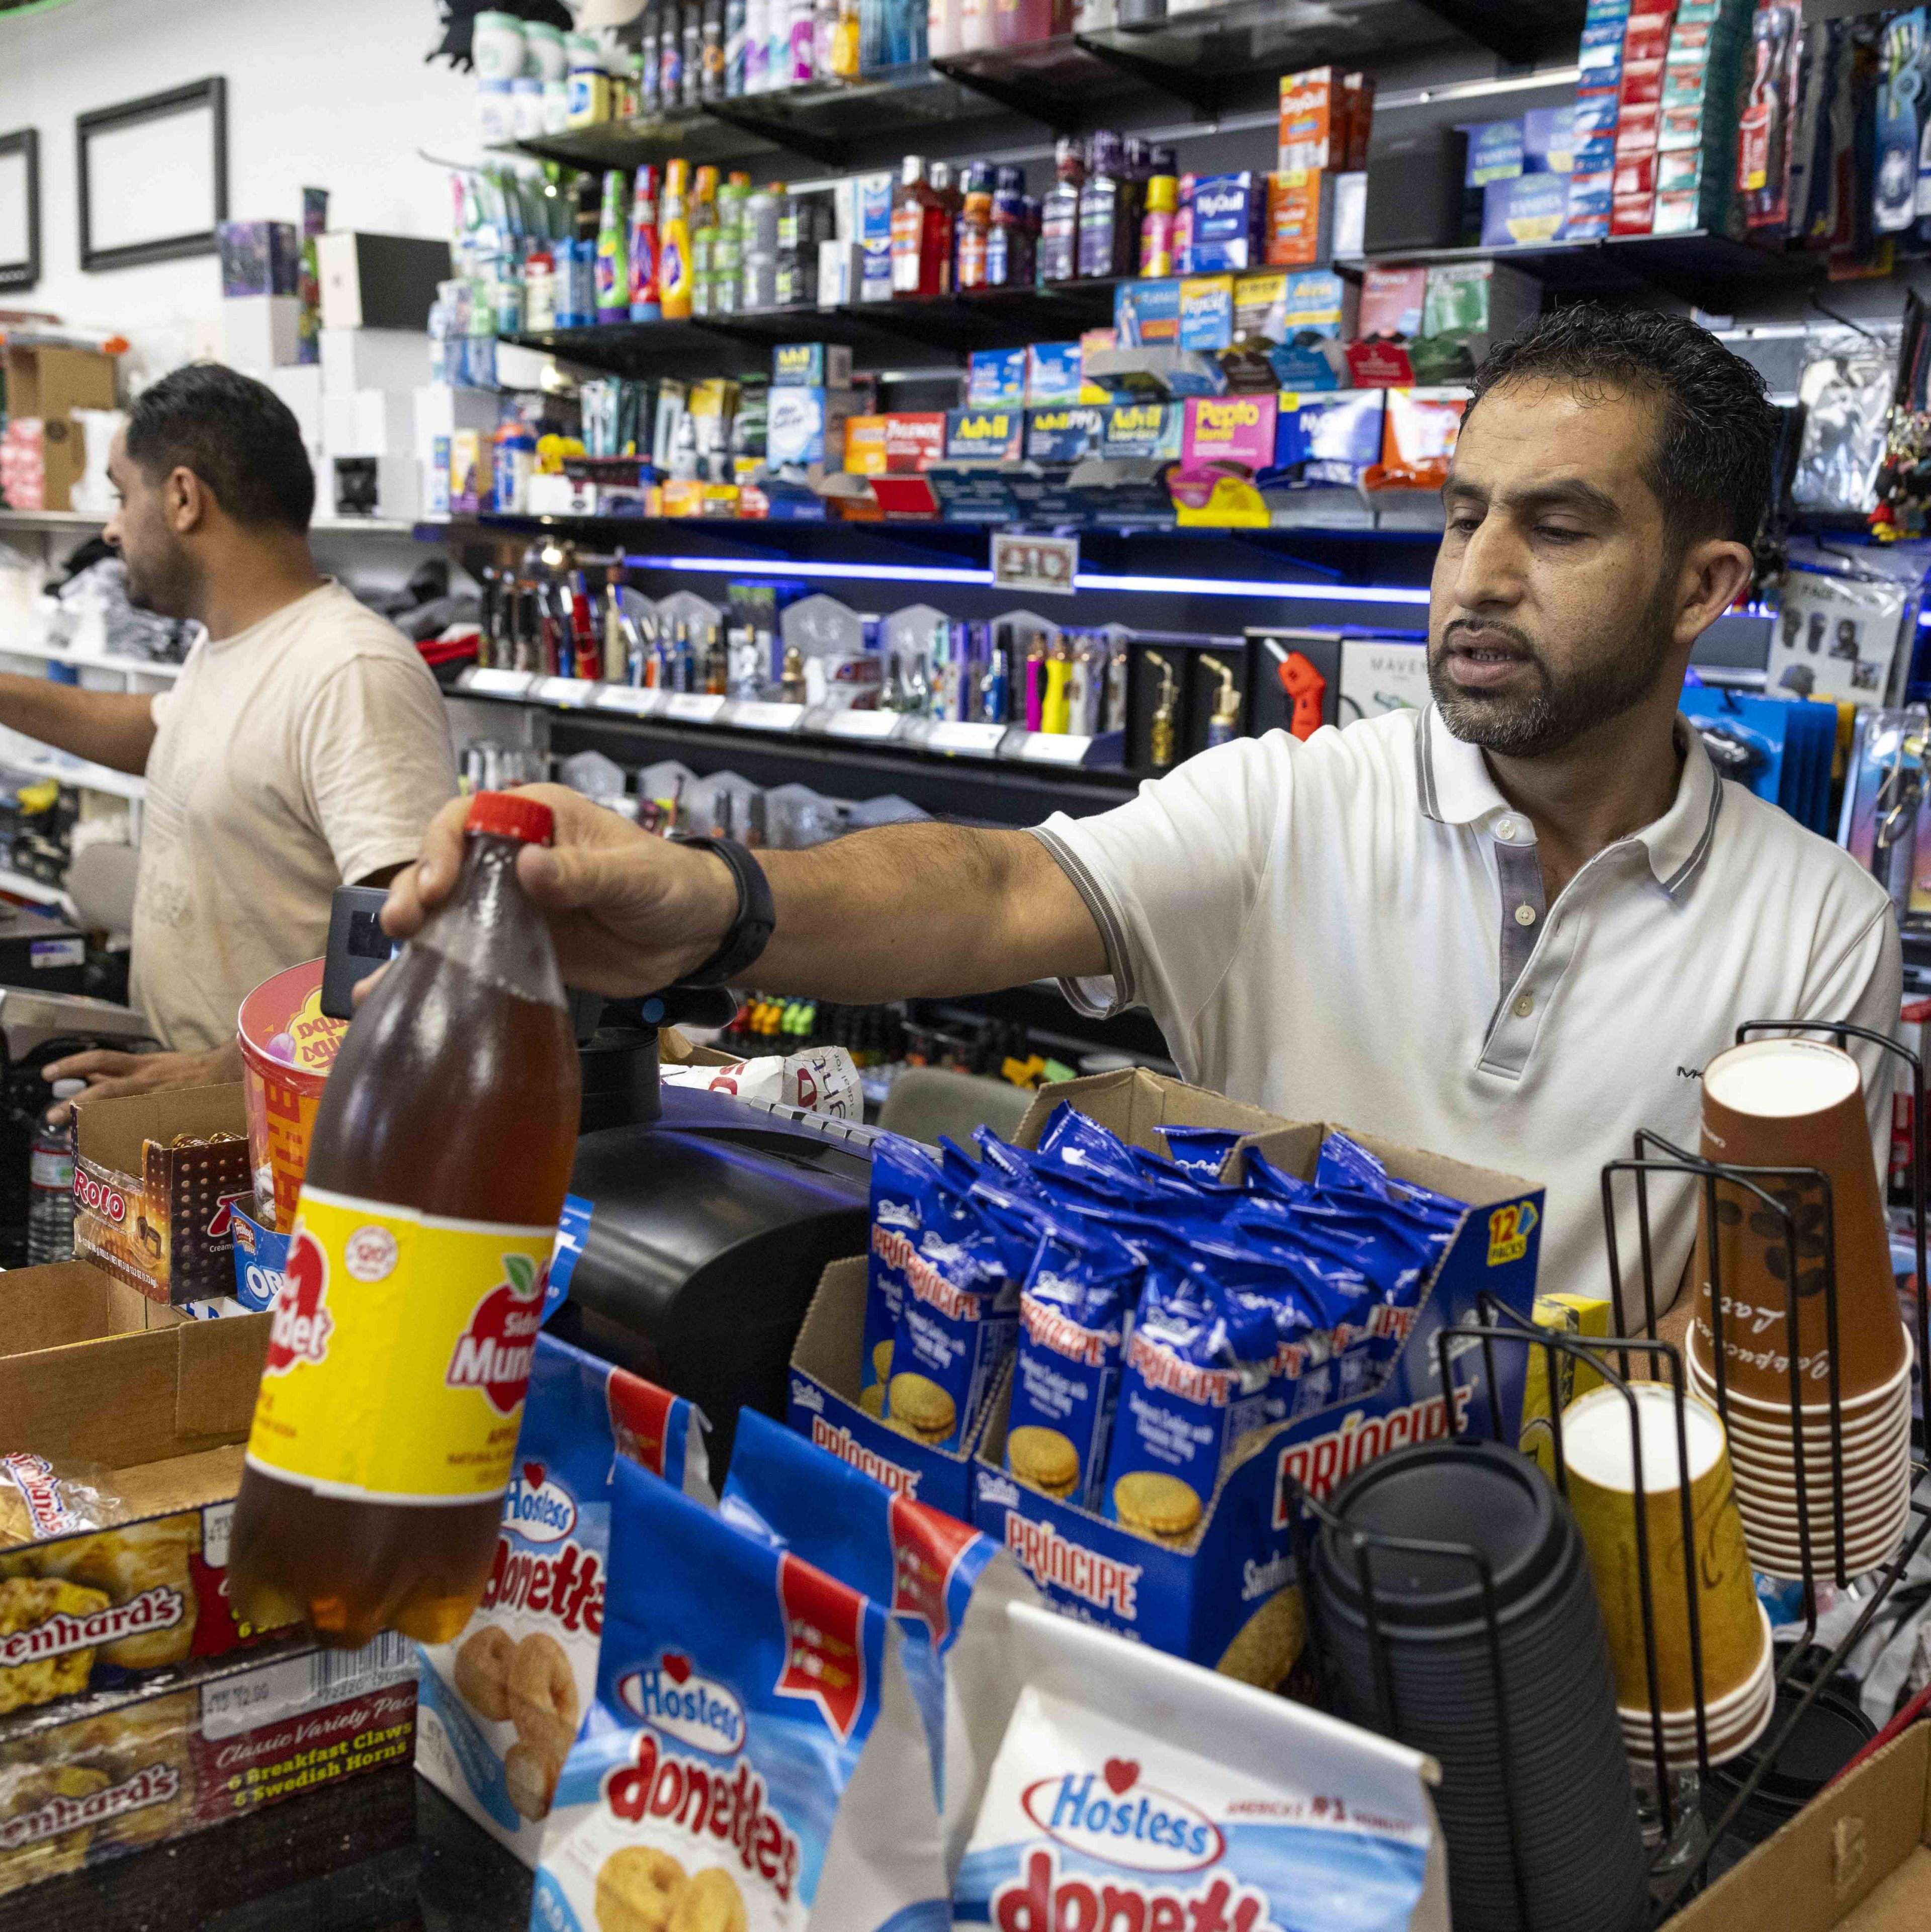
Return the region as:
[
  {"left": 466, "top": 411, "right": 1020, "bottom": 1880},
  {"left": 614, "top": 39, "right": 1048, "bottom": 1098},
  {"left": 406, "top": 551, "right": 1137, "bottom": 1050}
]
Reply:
[{"left": 466, "top": 791, "right": 554, "bottom": 846}]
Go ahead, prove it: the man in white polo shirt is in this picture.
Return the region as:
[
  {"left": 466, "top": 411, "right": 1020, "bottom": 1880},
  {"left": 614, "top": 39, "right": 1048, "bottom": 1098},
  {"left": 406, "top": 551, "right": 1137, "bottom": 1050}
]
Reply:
[{"left": 384, "top": 306, "right": 1898, "bottom": 1319}]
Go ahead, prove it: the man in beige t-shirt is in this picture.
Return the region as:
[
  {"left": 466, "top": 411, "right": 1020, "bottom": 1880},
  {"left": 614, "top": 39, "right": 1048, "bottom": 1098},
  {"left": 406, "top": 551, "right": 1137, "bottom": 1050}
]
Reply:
[{"left": 0, "top": 364, "right": 456, "bottom": 1112}]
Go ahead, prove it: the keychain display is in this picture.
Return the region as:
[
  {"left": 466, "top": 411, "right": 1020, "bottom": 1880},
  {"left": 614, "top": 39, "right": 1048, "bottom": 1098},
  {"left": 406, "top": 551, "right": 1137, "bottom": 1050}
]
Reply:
[{"left": 1767, "top": 561, "right": 1912, "bottom": 704}]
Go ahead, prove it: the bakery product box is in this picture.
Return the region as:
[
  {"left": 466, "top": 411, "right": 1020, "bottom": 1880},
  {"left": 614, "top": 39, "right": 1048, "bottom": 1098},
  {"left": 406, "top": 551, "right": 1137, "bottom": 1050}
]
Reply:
[
  {"left": 965, "top": 1069, "right": 1543, "bottom": 1689},
  {"left": 0, "top": 1263, "right": 415, "bottom": 1895},
  {"left": 72, "top": 1084, "right": 253, "bottom": 1307}
]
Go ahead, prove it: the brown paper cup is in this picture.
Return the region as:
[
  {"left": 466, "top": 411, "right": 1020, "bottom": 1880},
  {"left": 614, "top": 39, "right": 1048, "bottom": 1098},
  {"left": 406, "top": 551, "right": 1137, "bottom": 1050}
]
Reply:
[
  {"left": 1694, "top": 1038, "right": 1906, "bottom": 1408},
  {"left": 1563, "top": 1385, "right": 1766, "bottom": 1714}
]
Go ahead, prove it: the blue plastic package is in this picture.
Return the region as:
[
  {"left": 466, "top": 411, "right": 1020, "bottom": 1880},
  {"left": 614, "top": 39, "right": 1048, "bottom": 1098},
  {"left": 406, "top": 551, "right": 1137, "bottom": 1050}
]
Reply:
[
  {"left": 866, "top": 1133, "right": 949, "bottom": 1411},
  {"left": 1158, "top": 1125, "right": 1244, "bottom": 1185}
]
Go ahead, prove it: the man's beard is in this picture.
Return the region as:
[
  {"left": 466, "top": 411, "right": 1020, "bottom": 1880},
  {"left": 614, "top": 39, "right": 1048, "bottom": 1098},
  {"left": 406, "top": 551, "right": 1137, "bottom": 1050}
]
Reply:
[
  {"left": 1428, "top": 583, "right": 1677, "bottom": 759},
  {"left": 120, "top": 544, "right": 193, "bottom": 623}
]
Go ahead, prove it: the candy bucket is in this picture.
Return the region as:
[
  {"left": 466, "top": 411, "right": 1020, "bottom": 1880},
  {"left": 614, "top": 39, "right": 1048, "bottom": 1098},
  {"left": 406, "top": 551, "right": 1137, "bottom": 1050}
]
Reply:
[{"left": 237, "top": 959, "right": 349, "bottom": 1230}]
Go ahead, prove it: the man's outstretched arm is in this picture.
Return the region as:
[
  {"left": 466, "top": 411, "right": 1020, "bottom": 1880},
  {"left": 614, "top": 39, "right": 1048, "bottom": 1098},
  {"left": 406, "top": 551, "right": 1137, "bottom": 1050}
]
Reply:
[{"left": 380, "top": 785, "right": 1109, "bottom": 1001}]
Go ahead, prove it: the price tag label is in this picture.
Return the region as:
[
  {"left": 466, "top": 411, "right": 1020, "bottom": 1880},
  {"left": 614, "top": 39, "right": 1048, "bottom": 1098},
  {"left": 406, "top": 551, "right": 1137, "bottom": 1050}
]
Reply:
[
  {"left": 534, "top": 677, "right": 599, "bottom": 709},
  {"left": 594, "top": 685, "right": 666, "bottom": 715},
  {"left": 728, "top": 701, "right": 806, "bottom": 734},
  {"left": 462, "top": 667, "right": 536, "bottom": 698},
  {"left": 991, "top": 531, "right": 1079, "bottom": 598},
  {"left": 664, "top": 692, "right": 728, "bottom": 724},
  {"left": 926, "top": 720, "right": 1009, "bottom": 757},
  {"left": 817, "top": 710, "right": 905, "bottom": 741},
  {"left": 1015, "top": 732, "right": 1092, "bottom": 766}
]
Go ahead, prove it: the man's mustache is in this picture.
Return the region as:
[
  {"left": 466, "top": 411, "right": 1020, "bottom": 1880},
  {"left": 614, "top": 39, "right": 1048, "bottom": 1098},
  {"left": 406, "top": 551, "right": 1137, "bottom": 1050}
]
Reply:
[{"left": 1433, "top": 618, "right": 1544, "bottom": 662}]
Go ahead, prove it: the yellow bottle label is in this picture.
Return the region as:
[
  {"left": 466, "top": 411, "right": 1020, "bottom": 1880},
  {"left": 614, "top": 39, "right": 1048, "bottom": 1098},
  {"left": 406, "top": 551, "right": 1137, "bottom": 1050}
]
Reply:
[{"left": 245, "top": 1186, "right": 554, "bottom": 1505}]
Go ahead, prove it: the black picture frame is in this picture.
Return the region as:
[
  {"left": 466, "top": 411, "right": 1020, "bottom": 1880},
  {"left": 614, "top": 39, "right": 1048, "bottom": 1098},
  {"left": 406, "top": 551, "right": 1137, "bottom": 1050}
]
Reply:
[
  {"left": 0, "top": 128, "right": 38, "bottom": 292},
  {"left": 76, "top": 77, "right": 227, "bottom": 273}
]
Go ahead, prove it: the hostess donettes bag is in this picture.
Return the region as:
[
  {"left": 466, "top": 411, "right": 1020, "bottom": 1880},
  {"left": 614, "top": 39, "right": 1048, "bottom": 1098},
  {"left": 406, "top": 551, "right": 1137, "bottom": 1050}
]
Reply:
[
  {"left": 416, "top": 1332, "right": 710, "bottom": 1867},
  {"left": 533, "top": 1457, "right": 948, "bottom": 1931}
]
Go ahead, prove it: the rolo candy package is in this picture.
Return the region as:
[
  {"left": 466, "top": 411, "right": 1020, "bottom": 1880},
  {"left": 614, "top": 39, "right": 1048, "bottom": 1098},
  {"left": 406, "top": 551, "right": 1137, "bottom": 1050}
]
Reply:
[
  {"left": 533, "top": 1457, "right": 948, "bottom": 1931},
  {"left": 415, "top": 1332, "right": 710, "bottom": 1867},
  {"left": 722, "top": 1409, "right": 1037, "bottom": 1880},
  {"left": 954, "top": 1601, "right": 1447, "bottom": 1932}
]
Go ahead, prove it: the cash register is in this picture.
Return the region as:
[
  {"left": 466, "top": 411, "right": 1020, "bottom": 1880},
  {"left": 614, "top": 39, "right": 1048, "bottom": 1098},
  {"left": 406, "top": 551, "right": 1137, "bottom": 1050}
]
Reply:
[{"left": 326, "top": 888, "right": 871, "bottom": 1472}]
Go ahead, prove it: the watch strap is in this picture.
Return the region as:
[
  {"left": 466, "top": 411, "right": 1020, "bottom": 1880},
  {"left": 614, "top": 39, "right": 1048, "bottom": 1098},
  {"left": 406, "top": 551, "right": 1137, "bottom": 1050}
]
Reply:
[{"left": 670, "top": 835, "right": 775, "bottom": 988}]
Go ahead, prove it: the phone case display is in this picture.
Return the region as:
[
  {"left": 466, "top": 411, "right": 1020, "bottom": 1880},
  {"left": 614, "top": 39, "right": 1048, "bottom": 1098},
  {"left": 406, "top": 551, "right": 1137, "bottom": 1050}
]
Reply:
[
  {"left": 1841, "top": 704, "right": 1931, "bottom": 919},
  {"left": 1791, "top": 328, "right": 1899, "bottom": 517},
  {"left": 1679, "top": 681, "right": 1837, "bottom": 834},
  {"left": 1767, "top": 564, "right": 1912, "bottom": 706}
]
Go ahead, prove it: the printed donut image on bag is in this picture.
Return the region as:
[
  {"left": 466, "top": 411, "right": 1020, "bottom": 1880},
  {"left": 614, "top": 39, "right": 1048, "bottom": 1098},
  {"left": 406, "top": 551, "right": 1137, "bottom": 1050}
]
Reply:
[
  {"left": 416, "top": 1331, "right": 710, "bottom": 1867},
  {"left": 721, "top": 1409, "right": 1036, "bottom": 1884},
  {"left": 533, "top": 1457, "right": 949, "bottom": 1932}
]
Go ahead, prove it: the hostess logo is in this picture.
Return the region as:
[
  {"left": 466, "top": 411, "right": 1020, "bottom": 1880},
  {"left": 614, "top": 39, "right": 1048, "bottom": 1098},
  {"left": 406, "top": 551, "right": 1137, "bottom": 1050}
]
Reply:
[
  {"left": 619, "top": 1655, "right": 747, "bottom": 1758},
  {"left": 875, "top": 1195, "right": 920, "bottom": 1233},
  {"left": 1021, "top": 1765, "right": 1223, "bottom": 1874},
  {"left": 503, "top": 1460, "right": 577, "bottom": 1545}
]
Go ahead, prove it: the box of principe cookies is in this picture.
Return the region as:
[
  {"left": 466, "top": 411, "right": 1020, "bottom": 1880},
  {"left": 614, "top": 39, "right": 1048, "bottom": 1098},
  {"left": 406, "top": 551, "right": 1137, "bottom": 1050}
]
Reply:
[
  {"left": 965, "top": 1068, "right": 1544, "bottom": 1692},
  {"left": 0, "top": 1264, "right": 416, "bottom": 1895}
]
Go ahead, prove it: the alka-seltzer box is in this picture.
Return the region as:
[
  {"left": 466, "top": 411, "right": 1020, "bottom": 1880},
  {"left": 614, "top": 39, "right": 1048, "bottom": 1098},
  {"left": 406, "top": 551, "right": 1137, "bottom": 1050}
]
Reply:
[
  {"left": 789, "top": 1256, "right": 1002, "bottom": 1522},
  {"left": 767, "top": 387, "right": 862, "bottom": 471},
  {"left": 970, "top": 1069, "right": 1543, "bottom": 1686},
  {"left": 944, "top": 407, "right": 1023, "bottom": 462},
  {"left": 74, "top": 1084, "right": 253, "bottom": 1307},
  {"left": 968, "top": 349, "right": 1027, "bottom": 409},
  {"left": 772, "top": 342, "right": 853, "bottom": 388}
]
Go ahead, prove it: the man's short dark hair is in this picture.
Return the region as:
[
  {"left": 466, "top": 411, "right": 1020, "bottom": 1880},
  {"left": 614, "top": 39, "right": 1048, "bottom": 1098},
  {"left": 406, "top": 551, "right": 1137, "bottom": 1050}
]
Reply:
[
  {"left": 1468, "top": 305, "right": 1778, "bottom": 549},
  {"left": 125, "top": 363, "right": 314, "bottom": 533}
]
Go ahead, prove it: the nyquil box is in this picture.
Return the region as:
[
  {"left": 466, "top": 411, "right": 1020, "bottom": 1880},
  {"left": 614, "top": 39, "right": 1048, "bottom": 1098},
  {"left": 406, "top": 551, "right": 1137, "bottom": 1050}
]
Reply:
[{"left": 969, "top": 1069, "right": 1544, "bottom": 1686}]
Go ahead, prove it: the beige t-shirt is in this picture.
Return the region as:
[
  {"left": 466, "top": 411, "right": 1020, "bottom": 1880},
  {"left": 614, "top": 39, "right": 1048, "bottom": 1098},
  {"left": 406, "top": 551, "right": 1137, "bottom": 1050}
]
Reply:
[{"left": 132, "top": 580, "right": 458, "bottom": 1052}]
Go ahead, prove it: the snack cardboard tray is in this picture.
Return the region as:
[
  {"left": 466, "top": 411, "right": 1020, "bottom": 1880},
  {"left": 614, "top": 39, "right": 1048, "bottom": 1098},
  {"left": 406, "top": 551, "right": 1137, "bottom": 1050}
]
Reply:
[
  {"left": 970, "top": 1068, "right": 1543, "bottom": 1685},
  {"left": 0, "top": 1263, "right": 414, "bottom": 1895},
  {"left": 1671, "top": 1721, "right": 1931, "bottom": 1930},
  {"left": 73, "top": 1083, "right": 253, "bottom": 1306}
]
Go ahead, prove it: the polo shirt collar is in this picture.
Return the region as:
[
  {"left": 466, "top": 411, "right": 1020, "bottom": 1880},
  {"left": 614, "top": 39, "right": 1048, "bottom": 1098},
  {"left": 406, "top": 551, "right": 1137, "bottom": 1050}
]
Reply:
[{"left": 1414, "top": 702, "right": 1723, "bottom": 899}]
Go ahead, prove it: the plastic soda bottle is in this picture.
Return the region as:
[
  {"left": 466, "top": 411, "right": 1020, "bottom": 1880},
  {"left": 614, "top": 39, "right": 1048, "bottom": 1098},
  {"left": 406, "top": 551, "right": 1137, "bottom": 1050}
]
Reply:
[{"left": 226, "top": 792, "right": 582, "bottom": 1647}]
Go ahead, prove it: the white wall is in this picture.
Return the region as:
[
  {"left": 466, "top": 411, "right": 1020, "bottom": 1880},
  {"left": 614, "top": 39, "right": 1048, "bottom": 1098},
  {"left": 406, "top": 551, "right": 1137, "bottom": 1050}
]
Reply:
[{"left": 0, "top": 0, "right": 479, "bottom": 374}]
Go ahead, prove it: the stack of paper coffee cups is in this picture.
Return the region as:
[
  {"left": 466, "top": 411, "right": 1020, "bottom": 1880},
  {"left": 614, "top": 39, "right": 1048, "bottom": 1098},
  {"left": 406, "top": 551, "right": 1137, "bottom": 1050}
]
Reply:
[
  {"left": 1692, "top": 1036, "right": 1914, "bottom": 1583},
  {"left": 1564, "top": 1383, "right": 1777, "bottom": 1767}
]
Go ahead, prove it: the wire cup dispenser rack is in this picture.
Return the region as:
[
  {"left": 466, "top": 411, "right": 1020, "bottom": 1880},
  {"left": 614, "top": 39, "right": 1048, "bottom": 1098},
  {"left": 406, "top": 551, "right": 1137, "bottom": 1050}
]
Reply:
[{"left": 1281, "top": 1019, "right": 1931, "bottom": 1923}]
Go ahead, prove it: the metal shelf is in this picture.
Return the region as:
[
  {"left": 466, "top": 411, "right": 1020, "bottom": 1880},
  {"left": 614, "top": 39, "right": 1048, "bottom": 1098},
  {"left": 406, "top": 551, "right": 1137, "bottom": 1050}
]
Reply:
[
  {"left": 700, "top": 63, "right": 1010, "bottom": 169},
  {"left": 0, "top": 637, "right": 183, "bottom": 681}
]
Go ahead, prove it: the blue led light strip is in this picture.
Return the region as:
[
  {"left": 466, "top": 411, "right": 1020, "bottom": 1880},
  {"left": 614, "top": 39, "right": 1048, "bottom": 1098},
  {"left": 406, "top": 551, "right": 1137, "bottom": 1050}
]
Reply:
[{"left": 619, "top": 552, "right": 1434, "bottom": 606}]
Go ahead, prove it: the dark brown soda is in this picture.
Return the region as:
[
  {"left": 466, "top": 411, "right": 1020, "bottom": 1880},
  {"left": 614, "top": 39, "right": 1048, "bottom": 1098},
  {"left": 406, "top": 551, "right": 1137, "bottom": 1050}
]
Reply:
[{"left": 227, "top": 831, "right": 580, "bottom": 1648}]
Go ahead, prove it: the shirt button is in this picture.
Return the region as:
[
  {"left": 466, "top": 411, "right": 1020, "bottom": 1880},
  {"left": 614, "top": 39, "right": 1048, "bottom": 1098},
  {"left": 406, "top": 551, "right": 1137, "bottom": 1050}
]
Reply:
[
  {"left": 1496, "top": 817, "right": 1517, "bottom": 839},
  {"left": 1514, "top": 904, "right": 1537, "bottom": 927},
  {"left": 1513, "top": 993, "right": 1535, "bottom": 1018}
]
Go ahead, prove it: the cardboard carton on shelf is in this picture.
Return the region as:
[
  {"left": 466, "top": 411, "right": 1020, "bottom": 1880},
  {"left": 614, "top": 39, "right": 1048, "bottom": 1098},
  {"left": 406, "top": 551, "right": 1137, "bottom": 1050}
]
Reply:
[
  {"left": 1, "top": 344, "right": 116, "bottom": 512},
  {"left": 1671, "top": 1722, "right": 1931, "bottom": 1930},
  {"left": 0, "top": 1263, "right": 413, "bottom": 1899},
  {"left": 72, "top": 1084, "right": 252, "bottom": 1307}
]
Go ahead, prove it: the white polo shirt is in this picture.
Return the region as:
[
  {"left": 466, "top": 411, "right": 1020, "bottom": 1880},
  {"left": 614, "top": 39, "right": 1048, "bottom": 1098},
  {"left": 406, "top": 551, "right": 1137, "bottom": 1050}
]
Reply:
[{"left": 1033, "top": 704, "right": 1900, "bottom": 1323}]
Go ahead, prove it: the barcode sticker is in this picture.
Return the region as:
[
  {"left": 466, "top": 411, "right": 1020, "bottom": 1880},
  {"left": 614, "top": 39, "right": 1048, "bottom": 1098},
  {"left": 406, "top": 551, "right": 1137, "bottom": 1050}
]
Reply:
[{"left": 200, "top": 1630, "right": 417, "bottom": 1741}]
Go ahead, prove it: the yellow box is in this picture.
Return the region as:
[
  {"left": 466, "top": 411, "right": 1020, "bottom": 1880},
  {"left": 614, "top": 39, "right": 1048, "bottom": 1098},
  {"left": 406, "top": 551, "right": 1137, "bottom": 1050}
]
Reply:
[{"left": 1518, "top": 1292, "right": 1611, "bottom": 1477}]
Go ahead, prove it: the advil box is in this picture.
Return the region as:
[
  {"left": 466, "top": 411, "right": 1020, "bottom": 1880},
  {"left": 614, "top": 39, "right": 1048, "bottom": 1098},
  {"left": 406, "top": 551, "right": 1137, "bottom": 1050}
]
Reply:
[
  {"left": 970, "top": 1069, "right": 1542, "bottom": 1688},
  {"left": 944, "top": 407, "right": 1023, "bottom": 461},
  {"left": 75, "top": 1084, "right": 253, "bottom": 1307}
]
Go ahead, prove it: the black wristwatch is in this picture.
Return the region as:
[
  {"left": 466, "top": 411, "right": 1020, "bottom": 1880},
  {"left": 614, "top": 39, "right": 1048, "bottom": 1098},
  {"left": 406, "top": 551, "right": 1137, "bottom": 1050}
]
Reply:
[{"left": 671, "top": 835, "right": 775, "bottom": 988}]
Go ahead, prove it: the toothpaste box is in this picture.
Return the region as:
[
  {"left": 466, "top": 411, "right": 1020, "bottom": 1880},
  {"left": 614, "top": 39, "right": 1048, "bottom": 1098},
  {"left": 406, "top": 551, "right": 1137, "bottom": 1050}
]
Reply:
[
  {"left": 945, "top": 406, "right": 1023, "bottom": 461},
  {"left": 1114, "top": 279, "right": 1181, "bottom": 347},
  {"left": 1099, "top": 401, "right": 1183, "bottom": 461},
  {"left": 1025, "top": 342, "right": 1085, "bottom": 405},
  {"left": 1183, "top": 393, "right": 1279, "bottom": 474},
  {"left": 970, "top": 1069, "right": 1543, "bottom": 1684},
  {"left": 1025, "top": 405, "right": 1107, "bottom": 464},
  {"left": 767, "top": 385, "right": 862, "bottom": 468},
  {"left": 772, "top": 341, "right": 852, "bottom": 387},
  {"left": 969, "top": 348, "right": 1027, "bottom": 408},
  {"left": 1177, "top": 275, "right": 1235, "bottom": 352},
  {"left": 1188, "top": 173, "right": 1264, "bottom": 274}
]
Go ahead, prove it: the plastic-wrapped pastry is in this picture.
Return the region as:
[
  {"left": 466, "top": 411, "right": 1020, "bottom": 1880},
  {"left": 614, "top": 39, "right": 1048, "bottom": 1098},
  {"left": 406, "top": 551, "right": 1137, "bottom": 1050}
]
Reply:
[{"left": 0, "top": 1455, "right": 124, "bottom": 1548}]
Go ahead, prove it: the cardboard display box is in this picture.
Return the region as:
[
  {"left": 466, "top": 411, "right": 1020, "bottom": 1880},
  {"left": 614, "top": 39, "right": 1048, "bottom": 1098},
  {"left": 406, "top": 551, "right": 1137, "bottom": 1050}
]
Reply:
[
  {"left": 1672, "top": 1722, "right": 1931, "bottom": 1930},
  {"left": 968, "top": 1070, "right": 1542, "bottom": 1686},
  {"left": 73, "top": 1084, "right": 252, "bottom": 1307},
  {"left": 0, "top": 1265, "right": 415, "bottom": 1896},
  {"left": 1, "top": 344, "right": 116, "bottom": 512}
]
